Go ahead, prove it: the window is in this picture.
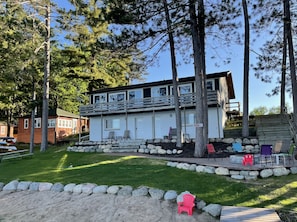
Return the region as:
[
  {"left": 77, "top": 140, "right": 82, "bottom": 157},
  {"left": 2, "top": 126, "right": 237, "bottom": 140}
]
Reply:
[
  {"left": 48, "top": 119, "right": 56, "bottom": 128},
  {"left": 94, "top": 93, "right": 107, "bottom": 104},
  {"left": 128, "top": 89, "right": 142, "bottom": 101},
  {"left": 105, "top": 119, "right": 120, "bottom": 130},
  {"left": 0, "top": 126, "right": 5, "bottom": 134},
  {"left": 179, "top": 84, "right": 192, "bottom": 94},
  {"left": 206, "top": 80, "right": 214, "bottom": 91},
  {"left": 24, "top": 119, "right": 29, "bottom": 129},
  {"left": 57, "top": 118, "right": 73, "bottom": 128},
  {"left": 35, "top": 118, "right": 41, "bottom": 128},
  {"left": 183, "top": 113, "right": 195, "bottom": 125},
  {"left": 152, "top": 86, "right": 167, "bottom": 97},
  {"left": 109, "top": 92, "right": 125, "bottom": 102}
]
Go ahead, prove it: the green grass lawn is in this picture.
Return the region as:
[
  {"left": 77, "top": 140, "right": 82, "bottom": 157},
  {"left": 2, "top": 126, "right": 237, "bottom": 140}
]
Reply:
[{"left": 1, "top": 145, "right": 296, "bottom": 215}]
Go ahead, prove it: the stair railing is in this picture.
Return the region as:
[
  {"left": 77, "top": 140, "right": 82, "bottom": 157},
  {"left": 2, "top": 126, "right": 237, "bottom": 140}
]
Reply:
[{"left": 286, "top": 113, "right": 297, "bottom": 143}]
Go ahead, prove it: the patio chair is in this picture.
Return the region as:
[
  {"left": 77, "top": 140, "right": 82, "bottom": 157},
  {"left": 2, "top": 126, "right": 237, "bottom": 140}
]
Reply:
[
  {"left": 242, "top": 154, "right": 253, "bottom": 166},
  {"left": 123, "top": 130, "right": 131, "bottom": 140},
  {"left": 177, "top": 194, "right": 195, "bottom": 216},
  {"left": 272, "top": 140, "right": 291, "bottom": 165},
  {"left": 260, "top": 144, "right": 273, "bottom": 166},
  {"left": 232, "top": 142, "right": 243, "bottom": 153},
  {"left": 107, "top": 131, "right": 115, "bottom": 141},
  {"left": 206, "top": 143, "right": 218, "bottom": 160},
  {"left": 281, "top": 143, "right": 296, "bottom": 165}
]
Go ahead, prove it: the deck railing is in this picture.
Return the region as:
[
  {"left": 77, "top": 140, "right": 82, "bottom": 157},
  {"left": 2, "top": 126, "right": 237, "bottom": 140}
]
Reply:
[{"left": 80, "top": 91, "right": 220, "bottom": 116}]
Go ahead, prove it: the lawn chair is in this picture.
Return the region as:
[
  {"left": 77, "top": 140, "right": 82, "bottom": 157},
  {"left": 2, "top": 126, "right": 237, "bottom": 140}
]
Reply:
[
  {"left": 177, "top": 194, "right": 195, "bottom": 216},
  {"left": 232, "top": 142, "right": 243, "bottom": 153},
  {"left": 272, "top": 140, "right": 291, "bottom": 165},
  {"left": 206, "top": 143, "right": 218, "bottom": 160},
  {"left": 281, "top": 143, "right": 296, "bottom": 165},
  {"left": 106, "top": 131, "right": 115, "bottom": 141},
  {"left": 123, "top": 130, "right": 131, "bottom": 140},
  {"left": 260, "top": 144, "right": 273, "bottom": 166},
  {"left": 242, "top": 154, "right": 253, "bottom": 166}
]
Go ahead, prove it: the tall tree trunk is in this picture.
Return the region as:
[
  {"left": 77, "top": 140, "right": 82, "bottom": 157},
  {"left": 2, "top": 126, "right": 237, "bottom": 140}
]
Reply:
[
  {"left": 162, "top": 0, "right": 182, "bottom": 148},
  {"left": 281, "top": 0, "right": 287, "bottom": 114},
  {"left": 40, "top": 4, "right": 50, "bottom": 152},
  {"left": 198, "top": 0, "right": 208, "bottom": 142},
  {"left": 242, "top": 0, "right": 250, "bottom": 137},
  {"left": 30, "top": 87, "right": 36, "bottom": 154},
  {"left": 189, "top": 0, "right": 205, "bottom": 157},
  {"left": 284, "top": 0, "right": 297, "bottom": 128}
]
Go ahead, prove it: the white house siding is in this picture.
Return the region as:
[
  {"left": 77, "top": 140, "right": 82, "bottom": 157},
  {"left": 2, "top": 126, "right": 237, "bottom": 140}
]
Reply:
[{"left": 89, "top": 107, "right": 225, "bottom": 141}]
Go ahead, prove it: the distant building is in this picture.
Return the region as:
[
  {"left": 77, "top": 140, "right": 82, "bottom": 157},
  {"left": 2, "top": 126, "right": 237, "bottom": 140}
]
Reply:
[
  {"left": 0, "top": 121, "right": 13, "bottom": 138},
  {"left": 80, "top": 71, "right": 237, "bottom": 141},
  {"left": 17, "top": 108, "right": 88, "bottom": 144}
]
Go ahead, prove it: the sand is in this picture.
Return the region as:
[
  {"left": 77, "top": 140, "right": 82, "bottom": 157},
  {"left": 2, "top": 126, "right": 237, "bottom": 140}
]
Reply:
[{"left": 0, "top": 191, "right": 218, "bottom": 222}]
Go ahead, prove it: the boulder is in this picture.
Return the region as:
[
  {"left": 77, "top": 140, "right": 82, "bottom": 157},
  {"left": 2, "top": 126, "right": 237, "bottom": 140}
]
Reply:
[
  {"left": 215, "top": 167, "right": 229, "bottom": 176},
  {"left": 260, "top": 169, "right": 273, "bottom": 178},
  {"left": 148, "top": 188, "right": 164, "bottom": 200},
  {"left": 29, "top": 182, "right": 40, "bottom": 191},
  {"left": 73, "top": 184, "right": 83, "bottom": 193},
  {"left": 3, "top": 180, "right": 18, "bottom": 191},
  {"left": 107, "top": 185, "right": 119, "bottom": 195},
  {"left": 196, "top": 165, "right": 205, "bottom": 173},
  {"left": 204, "top": 166, "right": 215, "bottom": 174},
  {"left": 290, "top": 167, "right": 297, "bottom": 174},
  {"left": 81, "top": 183, "right": 97, "bottom": 194},
  {"left": 164, "top": 190, "right": 177, "bottom": 201},
  {"left": 273, "top": 167, "right": 290, "bottom": 177},
  {"left": 231, "top": 175, "right": 244, "bottom": 180},
  {"left": 93, "top": 185, "right": 108, "bottom": 194},
  {"left": 132, "top": 186, "right": 148, "bottom": 197},
  {"left": 203, "top": 204, "right": 222, "bottom": 217},
  {"left": 17, "top": 181, "right": 32, "bottom": 191},
  {"left": 64, "top": 183, "right": 76, "bottom": 192},
  {"left": 51, "top": 183, "right": 64, "bottom": 192},
  {"left": 118, "top": 186, "right": 133, "bottom": 196}
]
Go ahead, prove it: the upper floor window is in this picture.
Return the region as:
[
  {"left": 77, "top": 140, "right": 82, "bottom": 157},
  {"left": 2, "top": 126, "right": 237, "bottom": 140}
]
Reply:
[
  {"left": 152, "top": 86, "right": 167, "bottom": 97},
  {"left": 128, "top": 89, "right": 142, "bottom": 101},
  {"left": 109, "top": 92, "right": 125, "bottom": 102},
  {"left": 170, "top": 84, "right": 192, "bottom": 95},
  {"left": 206, "top": 80, "right": 215, "bottom": 91},
  {"left": 94, "top": 93, "right": 107, "bottom": 104}
]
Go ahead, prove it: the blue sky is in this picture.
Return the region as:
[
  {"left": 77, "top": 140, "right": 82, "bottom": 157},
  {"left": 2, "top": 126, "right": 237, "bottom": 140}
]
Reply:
[{"left": 53, "top": 0, "right": 293, "bottom": 113}]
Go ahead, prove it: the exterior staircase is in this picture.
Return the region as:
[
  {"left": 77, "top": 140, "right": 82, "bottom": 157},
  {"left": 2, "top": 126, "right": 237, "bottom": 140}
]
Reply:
[{"left": 255, "top": 114, "right": 293, "bottom": 145}]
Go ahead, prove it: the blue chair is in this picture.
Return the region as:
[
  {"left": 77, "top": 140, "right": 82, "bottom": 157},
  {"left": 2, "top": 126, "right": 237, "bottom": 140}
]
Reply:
[{"left": 232, "top": 142, "right": 243, "bottom": 152}]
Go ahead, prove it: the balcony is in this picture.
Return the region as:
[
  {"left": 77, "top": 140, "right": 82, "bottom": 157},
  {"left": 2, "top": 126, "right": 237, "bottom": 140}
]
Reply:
[{"left": 80, "top": 91, "right": 220, "bottom": 116}]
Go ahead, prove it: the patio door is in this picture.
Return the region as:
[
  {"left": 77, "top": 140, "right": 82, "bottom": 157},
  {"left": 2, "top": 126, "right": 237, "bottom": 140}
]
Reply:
[{"left": 135, "top": 117, "right": 152, "bottom": 139}]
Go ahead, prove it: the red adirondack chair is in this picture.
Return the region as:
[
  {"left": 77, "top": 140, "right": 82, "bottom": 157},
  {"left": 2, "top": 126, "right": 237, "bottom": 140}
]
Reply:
[
  {"left": 242, "top": 154, "right": 253, "bottom": 166},
  {"left": 177, "top": 194, "right": 195, "bottom": 216}
]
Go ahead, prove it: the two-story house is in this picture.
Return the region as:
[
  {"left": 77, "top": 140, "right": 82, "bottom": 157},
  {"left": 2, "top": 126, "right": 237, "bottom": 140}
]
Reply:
[{"left": 80, "top": 71, "right": 237, "bottom": 142}]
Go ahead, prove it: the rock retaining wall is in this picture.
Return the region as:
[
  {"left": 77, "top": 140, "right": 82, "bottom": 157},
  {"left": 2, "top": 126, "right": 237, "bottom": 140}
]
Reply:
[
  {"left": 167, "top": 161, "right": 297, "bottom": 180},
  {"left": 0, "top": 180, "right": 222, "bottom": 218},
  {"left": 67, "top": 137, "right": 261, "bottom": 155}
]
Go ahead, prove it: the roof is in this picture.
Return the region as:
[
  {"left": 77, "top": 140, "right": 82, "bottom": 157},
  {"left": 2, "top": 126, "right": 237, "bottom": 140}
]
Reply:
[
  {"left": 88, "top": 71, "right": 235, "bottom": 99},
  {"left": 56, "top": 108, "right": 80, "bottom": 119},
  {"left": 19, "top": 108, "right": 84, "bottom": 119}
]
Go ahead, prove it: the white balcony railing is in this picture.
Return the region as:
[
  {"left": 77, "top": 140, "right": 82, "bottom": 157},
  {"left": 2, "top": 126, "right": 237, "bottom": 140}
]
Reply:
[{"left": 80, "top": 91, "right": 220, "bottom": 116}]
